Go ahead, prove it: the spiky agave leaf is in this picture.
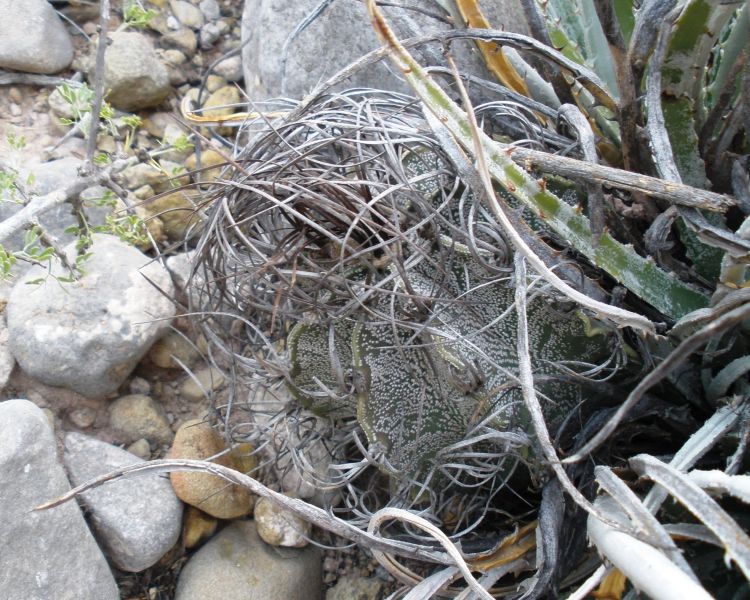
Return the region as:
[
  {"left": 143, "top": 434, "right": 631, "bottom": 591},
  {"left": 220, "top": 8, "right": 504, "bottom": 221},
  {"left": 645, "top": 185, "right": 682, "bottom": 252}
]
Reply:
[
  {"left": 367, "top": 0, "right": 709, "bottom": 321},
  {"left": 541, "top": 0, "right": 619, "bottom": 97}
]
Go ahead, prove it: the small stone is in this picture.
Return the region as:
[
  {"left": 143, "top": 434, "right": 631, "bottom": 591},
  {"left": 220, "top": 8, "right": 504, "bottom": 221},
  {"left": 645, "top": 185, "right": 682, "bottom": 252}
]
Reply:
[
  {"left": 213, "top": 55, "right": 243, "bottom": 82},
  {"left": 96, "top": 134, "right": 117, "bottom": 154},
  {"left": 168, "top": 419, "right": 255, "bottom": 519},
  {"left": 119, "top": 161, "right": 169, "bottom": 190},
  {"left": 9, "top": 103, "right": 21, "bottom": 117},
  {"left": 181, "top": 366, "right": 225, "bottom": 401},
  {"left": 164, "top": 27, "right": 198, "bottom": 57},
  {"left": 110, "top": 394, "right": 174, "bottom": 445},
  {"left": 202, "top": 85, "right": 240, "bottom": 120},
  {"left": 47, "top": 88, "right": 75, "bottom": 119},
  {"left": 129, "top": 376, "right": 152, "bottom": 396},
  {"left": 199, "top": 22, "right": 221, "bottom": 49},
  {"left": 64, "top": 432, "right": 183, "bottom": 572},
  {"left": 88, "top": 31, "right": 170, "bottom": 112},
  {"left": 174, "top": 521, "right": 322, "bottom": 600},
  {"left": 325, "top": 576, "right": 383, "bottom": 600},
  {"left": 185, "top": 149, "right": 227, "bottom": 183},
  {"left": 69, "top": 406, "right": 97, "bottom": 428},
  {"left": 170, "top": 0, "right": 205, "bottom": 29},
  {"left": 82, "top": 21, "right": 98, "bottom": 36},
  {"left": 166, "top": 14, "right": 181, "bottom": 30},
  {"left": 127, "top": 438, "right": 152, "bottom": 460},
  {"left": 254, "top": 496, "right": 311, "bottom": 547},
  {"left": 183, "top": 505, "right": 218, "bottom": 549},
  {"left": 148, "top": 330, "right": 200, "bottom": 369},
  {"left": 205, "top": 74, "right": 226, "bottom": 93},
  {"left": 140, "top": 189, "right": 200, "bottom": 240},
  {"left": 199, "top": 0, "right": 221, "bottom": 21},
  {"left": 133, "top": 185, "right": 156, "bottom": 201},
  {"left": 8, "top": 87, "right": 22, "bottom": 104},
  {"left": 163, "top": 48, "right": 188, "bottom": 65},
  {"left": 142, "top": 111, "right": 175, "bottom": 138}
]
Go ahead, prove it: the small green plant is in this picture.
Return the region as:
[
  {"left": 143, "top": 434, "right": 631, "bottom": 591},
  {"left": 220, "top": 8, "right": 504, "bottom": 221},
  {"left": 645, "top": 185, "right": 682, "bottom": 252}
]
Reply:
[
  {"left": 56, "top": 82, "right": 139, "bottom": 142},
  {"left": 6, "top": 131, "right": 26, "bottom": 151},
  {"left": 120, "top": 114, "right": 143, "bottom": 149},
  {"left": 1, "top": 129, "right": 33, "bottom": 203},
  {"left": 121, "top": 1, "right": 158, "bottom": 30},
  {"left": 101, "top": 213, "right": 149, "bottom": 246}
]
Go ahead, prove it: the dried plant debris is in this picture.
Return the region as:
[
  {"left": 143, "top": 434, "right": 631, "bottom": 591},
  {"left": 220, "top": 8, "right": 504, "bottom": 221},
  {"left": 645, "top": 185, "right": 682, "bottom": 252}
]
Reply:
[{"left": 191, "top": 89, "right": 624, "bottom": 539}]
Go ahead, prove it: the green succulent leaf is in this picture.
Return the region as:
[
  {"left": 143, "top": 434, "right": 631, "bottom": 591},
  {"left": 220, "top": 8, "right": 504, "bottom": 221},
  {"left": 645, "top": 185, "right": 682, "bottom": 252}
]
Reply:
[{"left": 287, "top": 319, "right": 358, "bottom": 415}]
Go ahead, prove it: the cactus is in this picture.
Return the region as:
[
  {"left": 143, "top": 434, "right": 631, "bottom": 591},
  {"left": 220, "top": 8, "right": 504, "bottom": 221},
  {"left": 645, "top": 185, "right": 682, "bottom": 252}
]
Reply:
[{"left": 285, "top": 240, "right": 613, "bottom": 475}]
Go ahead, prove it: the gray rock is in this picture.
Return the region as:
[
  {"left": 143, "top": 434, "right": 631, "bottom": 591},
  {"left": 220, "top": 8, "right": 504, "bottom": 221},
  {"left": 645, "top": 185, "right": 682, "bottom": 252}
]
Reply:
[
  {"left": 109, "top": 394, "right": 175, "bottom": 445},
  {"left": 164, "top": 27, "right": 198, "bottom": 56},
  {"left": 175, "top": 520, "right": 322, "bottom": 600},
  {"left": 0, "top": 315, "right": 15, "bottom": 391},
  {"left": 254, "top": 496, "right": 311, "bottom": 547},
  {"left": 180, "top": 366, "right": 225, "bottom": 401},
  {"left": 0, "top": 0, "right": 74, "bottom": 74},
  {"left": 241, "top": 0, "right": 530, "bottom": 100},
  {"left": 88, "top": 31, "right": 171, "bottom": 111},
  {"left": 171, "top": 0, "right": 205, "bottom": 29},
  {"left": 199, "top": 0, "right": 221, "bottom": 22},
  {"left": 213, "top": 54, "right": 243, "bottom": 82},
  {"left": 325, "top": 575, "right": 384, "bottom": 600},
  {"left": 200, "top": 22, "right": 222, "bottom": 49},
  {"left": 63, "top": 432, "right": 183, "bottom": 572},
  {"left": 7, "top": 234, "right": 175, "bottom": 397},
  {"left": 0, "top": 400, "right": 119, "bottom": 600}
]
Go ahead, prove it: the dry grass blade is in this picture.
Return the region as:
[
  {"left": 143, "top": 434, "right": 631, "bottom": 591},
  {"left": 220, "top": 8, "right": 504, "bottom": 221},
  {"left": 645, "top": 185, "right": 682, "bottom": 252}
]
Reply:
[
  {"left": 367, "top": 507, "right": 494, "bottom": 600},
  {"left": 630, "top": 454, "right": 750, "bottom": 580},
  {"left": 594, "top": 466, "right": 697, "bottom": 579},
  {"left": 587, "top": 496, "right": 713, "bottom": 600},
  {"left": 688, "top": 470, "right": 750, "bottom": 504}
]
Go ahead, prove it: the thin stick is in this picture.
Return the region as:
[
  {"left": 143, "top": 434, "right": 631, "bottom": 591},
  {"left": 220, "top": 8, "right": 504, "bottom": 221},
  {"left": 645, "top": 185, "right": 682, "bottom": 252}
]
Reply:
[
  {"left": 85, "top": 0, "right": 110, "bottom": 170},
  {"left": 33, "top": 458, "right": 450, "bottom": 564}
]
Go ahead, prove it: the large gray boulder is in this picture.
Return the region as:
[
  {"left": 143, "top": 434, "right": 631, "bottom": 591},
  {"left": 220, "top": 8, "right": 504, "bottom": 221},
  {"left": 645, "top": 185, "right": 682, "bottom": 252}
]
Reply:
[
  {"left": 64, "top": 432, "right": 183, "bottom": 572},
  {"left": 7, "top": 234, "right": 175, "bottom": 397},
  {"left": 0, "top": 0, "right": 74, "bottom": 74},
  {"left": 0, "top": 400, "right": 119, "bottom": 600},
  {"left": 241, "top": 0, "right": 530, "bottom": 101},
  {"left": 175, "top": 520, "right": 323, "bottom": 600}
]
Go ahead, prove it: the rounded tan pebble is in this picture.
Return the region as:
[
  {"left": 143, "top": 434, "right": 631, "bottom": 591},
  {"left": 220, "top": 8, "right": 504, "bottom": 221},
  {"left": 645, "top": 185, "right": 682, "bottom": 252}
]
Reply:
[
  {"left": 164, "top": 27, "right": 198, "bottom": 56},
  {"left": 109, "top": 394, "right": 174, "bottom": 445},
  {"left": 205, "top": 74, "right": 226, "bottom": 92},
  {"left": 148, "top": 330, "right": 200, "bottom": 369},
  {"left": 184, "top": 149, "right": 227, "bottom": 183},
  {"left": 168, "top": 419, "right": 255, "bottom": 518},
  {"left": 126, "top": 438, "right": 151, "bottom": 460},
  {"left": 180, "top": 366, "right": 225, "bottom": 401},
  {"left": 182, "top": 505, "right": 218, "bottom": 549},
  {"left": 254, "top": 496, "right": 311, "bottom": 548},
  {"left": 69, "top": 406, "right": 97, "bottom": 429},
  {"left": 8, "top": 87, "right": 22, "bottom": 104}
]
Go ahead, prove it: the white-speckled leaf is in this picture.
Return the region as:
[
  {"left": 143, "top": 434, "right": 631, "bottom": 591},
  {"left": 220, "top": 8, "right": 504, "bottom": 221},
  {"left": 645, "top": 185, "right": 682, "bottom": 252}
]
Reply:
[{"left": 287, "top": 319, "right": 357, "bottom": 415}]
